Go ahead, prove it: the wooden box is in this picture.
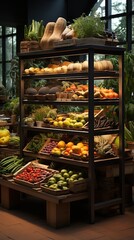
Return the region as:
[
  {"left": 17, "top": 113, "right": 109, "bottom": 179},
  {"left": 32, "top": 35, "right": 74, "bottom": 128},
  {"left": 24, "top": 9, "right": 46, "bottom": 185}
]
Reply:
[
  {"left": 69, "top": 179, "right": 88, "bottom": 193},
  {"left": 13, "top": 162, "right": 55, "bottom": 188},
  {"left": 20, "top": 41, "right": 40, "bottom": 53},
  {"left": 40, "top": 183, "right": 70, "bottom": 195}
]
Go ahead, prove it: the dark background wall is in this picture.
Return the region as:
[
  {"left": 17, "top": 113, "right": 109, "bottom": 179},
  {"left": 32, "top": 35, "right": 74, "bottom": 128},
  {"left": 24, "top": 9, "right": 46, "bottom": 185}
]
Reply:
[
  {"left": 28, "top": 0, "right": 67, "bottom": 24},
  {"left": 0, "top": 0, "right": 28, "bottom": 26},
  {"left": 0, "top": 0, "right": 96, "bottom": 26},
  {"left": 0, "top": 0, "right": 96, "bottom": 47},
  {"left": 27, "top": 0, "right": 96, "bottom": 25}
]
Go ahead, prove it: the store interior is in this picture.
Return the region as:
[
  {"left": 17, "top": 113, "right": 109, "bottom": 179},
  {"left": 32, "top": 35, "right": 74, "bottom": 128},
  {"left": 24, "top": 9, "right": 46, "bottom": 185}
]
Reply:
[{"left": 0, "top": 0, "right": 134, "bottom": 239}]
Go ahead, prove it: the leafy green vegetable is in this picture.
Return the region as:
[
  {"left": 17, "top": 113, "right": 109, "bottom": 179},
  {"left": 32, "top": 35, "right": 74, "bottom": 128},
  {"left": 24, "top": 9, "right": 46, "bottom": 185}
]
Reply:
[
  {"left": 24, "top": 19, "right": 44, "bottom": 41},
  {"left": 71, "top": 14, "right": 105, "bottom": 38},
  {"left": 26, "top": 134, "right": 47, "bottom": 153}
]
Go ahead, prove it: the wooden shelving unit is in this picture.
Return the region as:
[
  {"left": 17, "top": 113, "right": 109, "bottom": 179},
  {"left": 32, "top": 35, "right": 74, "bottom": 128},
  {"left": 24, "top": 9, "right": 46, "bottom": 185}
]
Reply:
[{"left": 17, "top": 44, "right": 126, "bottom": 224}]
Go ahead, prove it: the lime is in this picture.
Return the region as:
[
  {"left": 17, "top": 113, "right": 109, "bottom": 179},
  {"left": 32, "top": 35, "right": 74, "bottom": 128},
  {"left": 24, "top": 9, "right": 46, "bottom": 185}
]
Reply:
[
  {"left": 62, "top": 186, "right": 69, "bottom": 190},
  {"left": 49, "top": 177, "right": 56, "bottom": 182},
  {"left": 71, "top": 174, "right": 78, "bottom": 180},
  {"left": 63, "top": 172, "right": 69, "bottom": 179},
  {"left": 53, "top": 173, "right": 62, "bottom": 181},
  {"left": 61, "top": 169, "right": 68, "bottom": 174},
  {"left": 78, "top": 177, "right": 84, "bottom": 181},
  {"left": 68, "top": 170, "right": 73, "bottom": 176}
]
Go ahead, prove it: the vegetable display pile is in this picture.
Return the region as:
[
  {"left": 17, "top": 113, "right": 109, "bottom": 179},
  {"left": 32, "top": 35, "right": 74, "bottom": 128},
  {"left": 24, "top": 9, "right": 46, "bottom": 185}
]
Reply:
[
  {"left": 24, "top": 19, "right": 44, "bottom": 41},
  {"left": 71, "top": 14, "right": 105, "bottom": 38},
  {"left": 0, "top": 155, "right": 24, "bottom": 175},
  {"left": 14, "top": 165, "right": 53, "bottom": 183},
  {"left": 26, "top": 134, "right": 47, "bottom": 153}
]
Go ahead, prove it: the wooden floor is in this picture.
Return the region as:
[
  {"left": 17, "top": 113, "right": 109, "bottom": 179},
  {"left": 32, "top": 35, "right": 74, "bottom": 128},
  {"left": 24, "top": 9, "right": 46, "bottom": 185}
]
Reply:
[{"left": 0, "top": 188, "right": 134, "bottom": 240}]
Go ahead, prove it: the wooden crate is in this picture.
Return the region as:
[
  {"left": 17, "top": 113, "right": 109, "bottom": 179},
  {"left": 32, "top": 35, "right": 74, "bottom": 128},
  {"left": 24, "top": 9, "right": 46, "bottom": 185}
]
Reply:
[
  {"left": 69, "top": 179, "right": 88, "bottom": 193},
  {"left": 0, "top": 147, "right": 19, "bottom": 160},
  {"left": 20, "top": 41, "right": 40, "bottom": 53}
]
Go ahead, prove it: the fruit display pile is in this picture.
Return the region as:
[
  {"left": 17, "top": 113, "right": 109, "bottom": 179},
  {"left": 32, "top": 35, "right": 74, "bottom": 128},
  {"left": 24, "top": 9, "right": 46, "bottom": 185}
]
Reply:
[
  {"left": 41, "top": 168, "right": 87, "bottom": 193},
  {"left": 14, "top": 164, "right": 53, "bottom": 184},
  {"left": 24, "top": 81, "right": 119, "bottom": 101},
  {"left": 51, "top": 140, "right": 89, "bottom": 159},
  {"left": 39, "top": 139, "right": 58, "bottom": 154},
  {"left": 0, "top": 128, "right": 10, "bottom": 146},
  {"left": 48, "top": 111, "right": 88, "bottom": 129},
  {"left": 43, "top": 110, "right": 118, "bottom": 130}
]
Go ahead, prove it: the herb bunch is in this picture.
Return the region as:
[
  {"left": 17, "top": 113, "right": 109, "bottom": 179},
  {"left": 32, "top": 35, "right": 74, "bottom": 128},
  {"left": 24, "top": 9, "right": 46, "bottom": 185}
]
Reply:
[{"left": 71, "top": 14, "right": 105, "bottom": 39}]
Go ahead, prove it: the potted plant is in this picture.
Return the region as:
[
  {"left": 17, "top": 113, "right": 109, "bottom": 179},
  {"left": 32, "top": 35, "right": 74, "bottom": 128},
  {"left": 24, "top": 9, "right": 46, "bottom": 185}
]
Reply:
[
  {"left": 2, "top": 97, "right": 19, "bottom": 123},
  {"left": 32, "top": 106, "right": 50, "bottom": 127}
]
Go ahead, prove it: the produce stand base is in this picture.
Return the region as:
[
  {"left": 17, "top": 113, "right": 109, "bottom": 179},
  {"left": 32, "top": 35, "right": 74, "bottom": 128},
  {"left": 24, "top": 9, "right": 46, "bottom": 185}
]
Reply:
[
  {"left": 1, "top": 185, "right": 20, "bottom": 209},
  {"left": 0, "top": 179, "right": 88, "bottom": 228},
  {"left": 46, "top": 201, "right": 70, "bottom": 228}
]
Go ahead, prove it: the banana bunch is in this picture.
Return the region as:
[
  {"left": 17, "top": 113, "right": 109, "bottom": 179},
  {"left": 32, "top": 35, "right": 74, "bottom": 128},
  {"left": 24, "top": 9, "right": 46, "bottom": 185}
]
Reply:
[{"left": 0, "top": 155, "right": 24, "bottom": 175}]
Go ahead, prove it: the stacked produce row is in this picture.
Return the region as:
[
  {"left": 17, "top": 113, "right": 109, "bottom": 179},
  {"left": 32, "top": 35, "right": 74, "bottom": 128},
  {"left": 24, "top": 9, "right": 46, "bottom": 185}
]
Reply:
[
  {"left": 23, "top": 133, "right": 118, "bottom": 160},
  {"left": 0, "top": 158, "right": 88, "bottom": 195}
]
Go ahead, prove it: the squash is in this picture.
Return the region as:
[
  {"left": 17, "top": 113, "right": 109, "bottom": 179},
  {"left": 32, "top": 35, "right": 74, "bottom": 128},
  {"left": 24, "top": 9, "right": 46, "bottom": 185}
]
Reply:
[
  {"left": 40, "top": 22, "right": 55, "bottom": 50},
  {"left": 73, "top": 62, "right": 82, "bottom": 72},
  {"left": 59, "top": 61, "right": 71, "bottom": 66},
  {"left": 67, "top": 63, "right": 74, "bottom": 72},
  {"left": 94, "top": 61, "right": 103, "bottom": 71},
  {"left": 82, "top": 60, "right": 88, "bottom": 71},
  {"left": 48, "top": 17, "right": 67, "bottom": 48},
  {"left": 62, "top": 26, "right": 75, "bottom": 39},
  {"left": 100, "top": 60, "right": 109, "bottom": 70},
  {"left": 61, "top": 26, "right": 71, "bottom": 39},
  {"left": 106, "top": 60, "right": 113, "bottom": 70},
  {"left": 65, "top": 29, "right": 76, "bottom": 39}
]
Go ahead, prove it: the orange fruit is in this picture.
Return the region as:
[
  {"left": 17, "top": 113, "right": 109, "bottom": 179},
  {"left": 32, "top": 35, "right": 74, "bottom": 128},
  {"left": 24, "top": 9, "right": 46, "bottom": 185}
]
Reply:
[
  {"left": 113, "top": 92, "right": 119, "bottom": 98},
  {"left": 65, "top": 147, "right": 71, "bottom": 153},
  {"left": 82, "top": 145, "right": 88, "bottom": 151},
  {"left": 82, "top": 150, "right": 88, "bottom": 156},
  {"left": 77, "top": 142, "right": 84, "bottom": 148},
  {"left": 57, "top": 140, "right": 66, "bottom": 149},
  {"left": 66, "top": 142, "right": 74, "bottom": 148},
  {"left": 72, "top": 145, "right": 82, "bottom": 154},
  {"left": 64, "top": 151, "right": 70, "bottom": 156}
]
